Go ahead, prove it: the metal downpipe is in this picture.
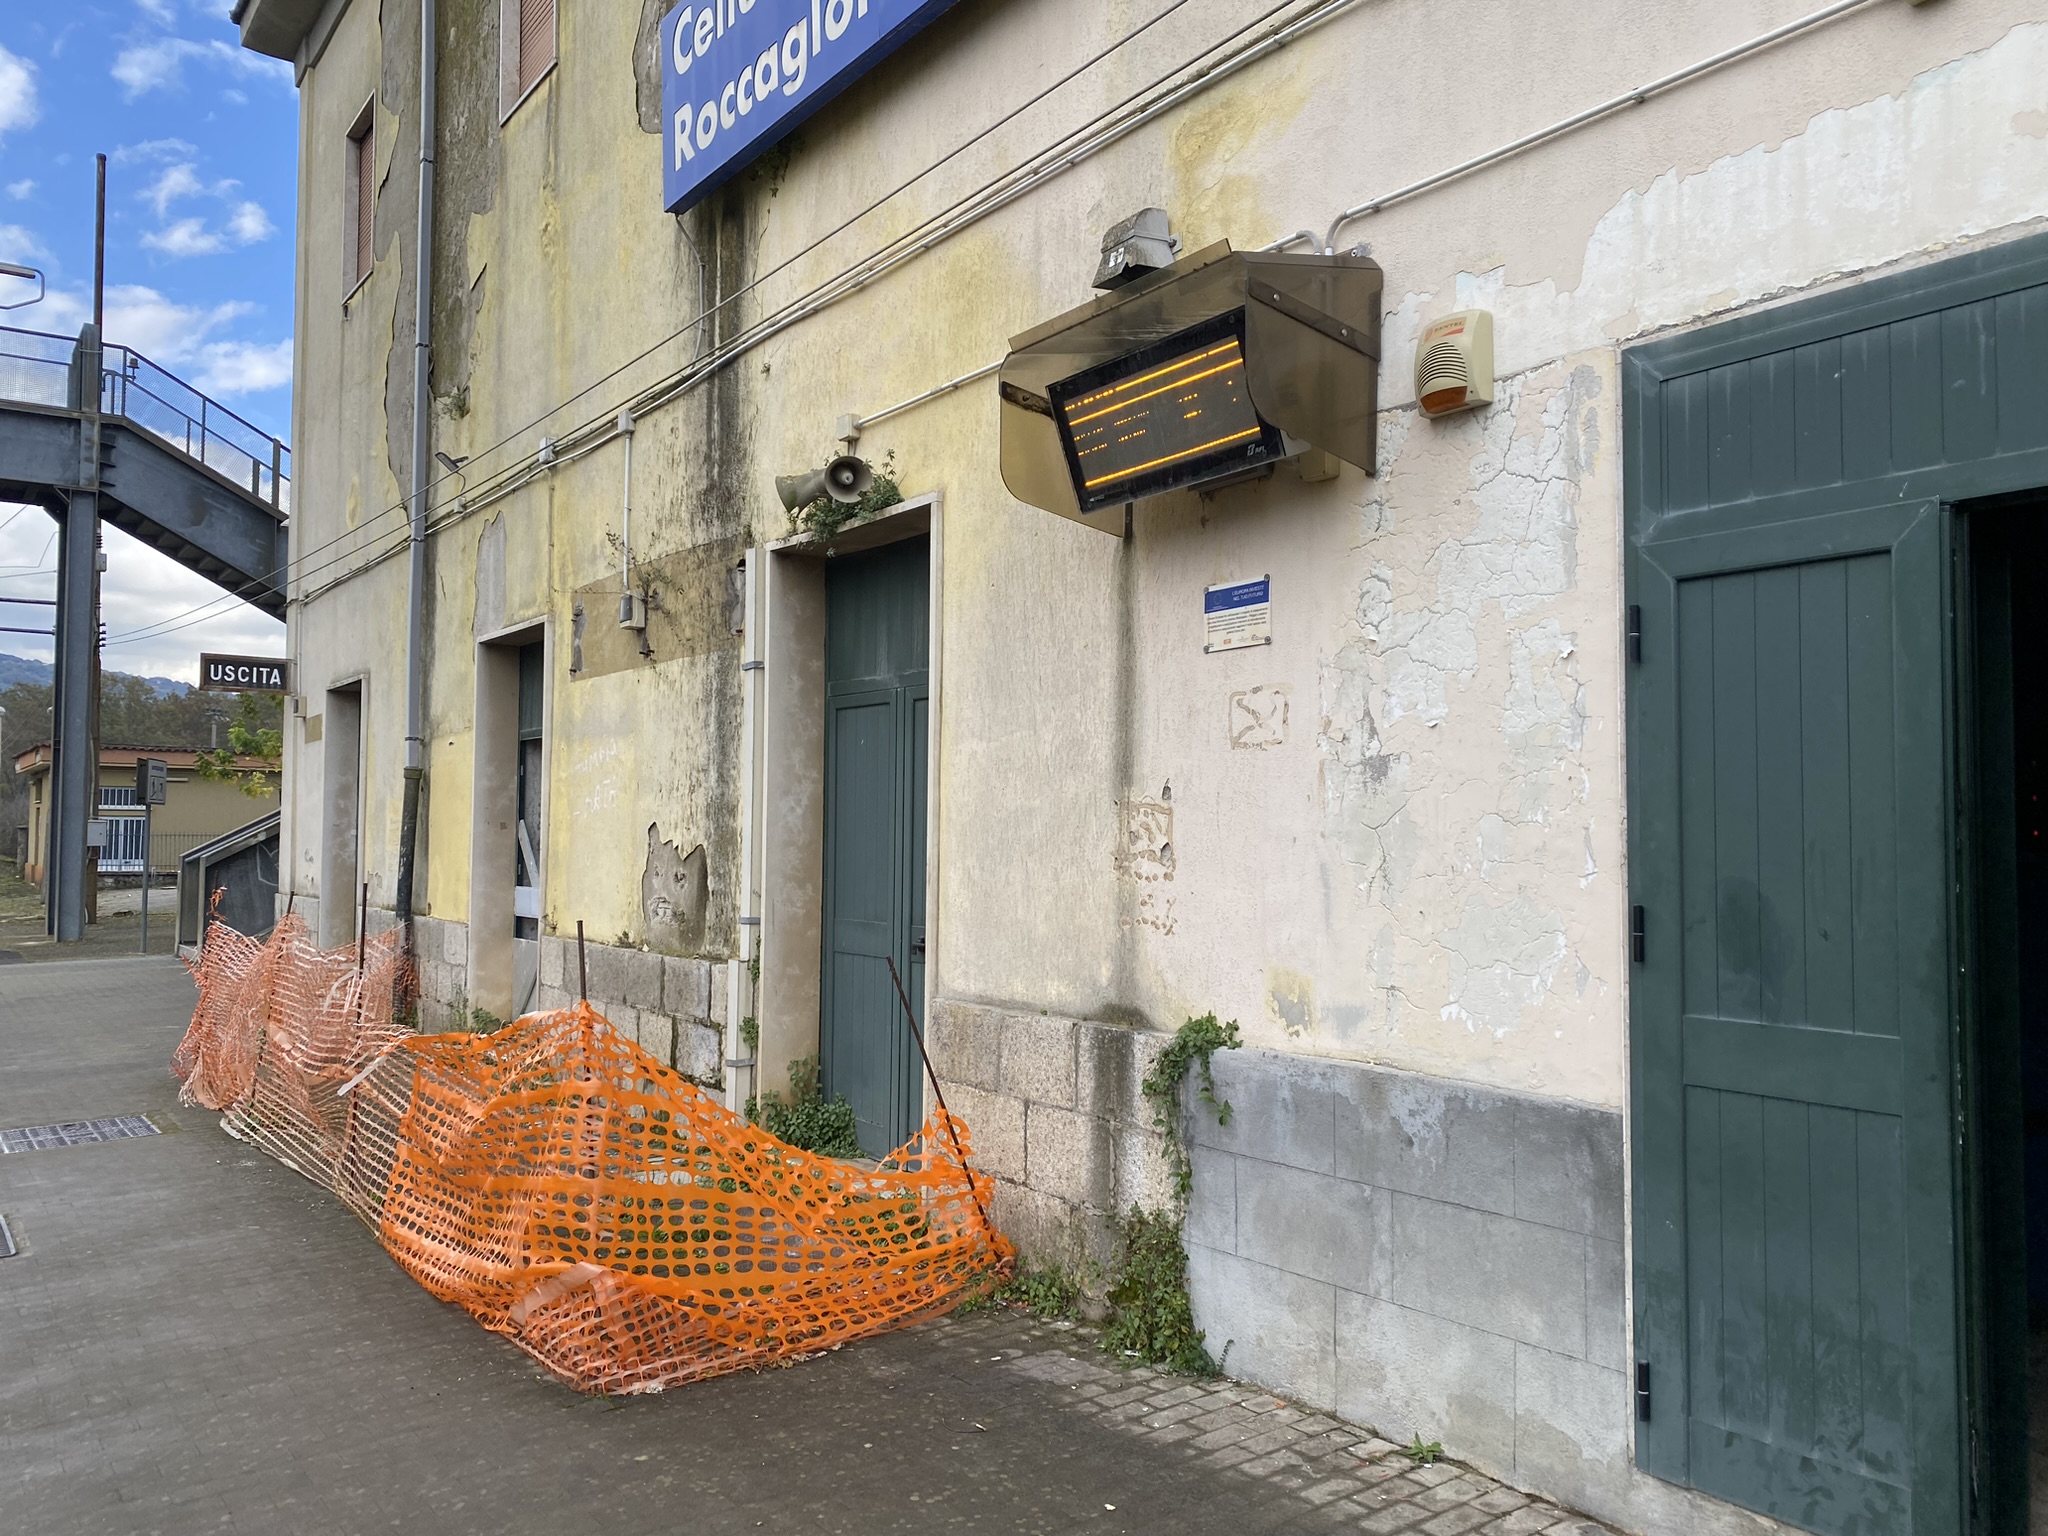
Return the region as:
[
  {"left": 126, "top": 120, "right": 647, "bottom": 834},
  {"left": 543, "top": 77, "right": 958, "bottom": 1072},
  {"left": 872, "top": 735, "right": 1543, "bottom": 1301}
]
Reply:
[{"left": 393, "top": 0, "right": 435, "bottom": 951}]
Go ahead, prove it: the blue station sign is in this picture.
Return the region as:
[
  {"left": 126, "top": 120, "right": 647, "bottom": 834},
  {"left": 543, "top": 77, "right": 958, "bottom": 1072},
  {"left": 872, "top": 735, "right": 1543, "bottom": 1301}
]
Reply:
[{"left": 661, "top": 0, "right": 962, "bottom": 213}]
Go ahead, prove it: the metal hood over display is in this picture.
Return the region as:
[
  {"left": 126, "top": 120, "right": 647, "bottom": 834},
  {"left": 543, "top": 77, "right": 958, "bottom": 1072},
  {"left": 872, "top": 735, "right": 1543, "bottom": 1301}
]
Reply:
[{"left": 999, "top": 242, "right": 1383, "bottom": 530}]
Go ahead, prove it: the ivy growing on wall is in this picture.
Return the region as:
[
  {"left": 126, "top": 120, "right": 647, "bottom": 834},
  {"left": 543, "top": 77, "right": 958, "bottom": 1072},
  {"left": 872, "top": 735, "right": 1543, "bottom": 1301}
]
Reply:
[{"left": 1101, "top": 1013, "right": 1242, "bottom": 1376}]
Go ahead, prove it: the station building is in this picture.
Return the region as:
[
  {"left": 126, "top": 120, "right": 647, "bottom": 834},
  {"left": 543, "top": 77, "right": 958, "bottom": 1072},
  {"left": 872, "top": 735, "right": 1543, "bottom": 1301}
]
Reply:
[{"left": 232, "top": 0, "right": 2048, "bottom": 1529}]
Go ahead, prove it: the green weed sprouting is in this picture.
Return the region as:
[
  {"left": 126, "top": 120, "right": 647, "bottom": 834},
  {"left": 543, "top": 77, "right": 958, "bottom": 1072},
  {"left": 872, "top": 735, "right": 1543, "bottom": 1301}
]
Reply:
[
  {"left": 748, "top": 1055, "right": 861, "bottom": 1159},
  {"left": 1101, "top": 1013, "right": 1243, "bottom": 1377}
]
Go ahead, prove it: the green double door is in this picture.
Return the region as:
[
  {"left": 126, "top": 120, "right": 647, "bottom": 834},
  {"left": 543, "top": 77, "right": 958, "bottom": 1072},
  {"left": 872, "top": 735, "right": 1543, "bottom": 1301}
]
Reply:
[
  {"left": 1625, "top": 235, "right": 2048, "bottom": 1534},
  {"left": 821, "top": 537, "right": 929, "bottom": 1158}
]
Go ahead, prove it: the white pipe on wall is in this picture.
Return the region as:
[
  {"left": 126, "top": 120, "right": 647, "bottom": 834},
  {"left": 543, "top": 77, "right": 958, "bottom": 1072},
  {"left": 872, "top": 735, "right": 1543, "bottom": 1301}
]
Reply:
[
  {"left": 617, "top": 408, "right": 636, "bottom": 603},
  {"left": 727, "top": 548, "right": 766, "bottom": 1112}
]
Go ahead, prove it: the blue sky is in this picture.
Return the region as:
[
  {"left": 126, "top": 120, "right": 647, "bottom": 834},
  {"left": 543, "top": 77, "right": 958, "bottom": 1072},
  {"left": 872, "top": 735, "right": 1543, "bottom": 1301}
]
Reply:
[{"left": 0, "top": 1, "right": 293, "bottom": 687}]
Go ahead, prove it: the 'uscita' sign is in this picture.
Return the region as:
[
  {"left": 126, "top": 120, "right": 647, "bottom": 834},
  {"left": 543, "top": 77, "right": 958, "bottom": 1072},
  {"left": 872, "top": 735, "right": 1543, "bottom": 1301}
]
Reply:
[{"left": 661, "top": 0, "right": 962, "bottom": 213}]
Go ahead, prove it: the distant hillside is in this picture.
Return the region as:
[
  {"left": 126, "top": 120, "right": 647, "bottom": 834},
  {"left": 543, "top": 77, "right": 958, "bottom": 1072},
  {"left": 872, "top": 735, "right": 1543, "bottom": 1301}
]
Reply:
[
  {"left": 0, "top": 654, "right": 49, "bottom": 691},
  {"left": 0, "top": 654, "right": 187, "bottom": 696}
]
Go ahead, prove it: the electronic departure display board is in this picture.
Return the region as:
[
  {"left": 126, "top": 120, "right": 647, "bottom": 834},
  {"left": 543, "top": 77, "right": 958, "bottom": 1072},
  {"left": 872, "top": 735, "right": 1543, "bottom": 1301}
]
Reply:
[{"left": 1049, "top": 310, "right": 1286, "bottom": 513}]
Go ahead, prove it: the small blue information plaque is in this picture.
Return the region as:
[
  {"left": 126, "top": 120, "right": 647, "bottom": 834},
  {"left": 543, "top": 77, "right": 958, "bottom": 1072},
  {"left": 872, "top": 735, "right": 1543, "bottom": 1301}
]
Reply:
[{"left": 1204, "top": 576, "right": 1272, "bottom": 653}]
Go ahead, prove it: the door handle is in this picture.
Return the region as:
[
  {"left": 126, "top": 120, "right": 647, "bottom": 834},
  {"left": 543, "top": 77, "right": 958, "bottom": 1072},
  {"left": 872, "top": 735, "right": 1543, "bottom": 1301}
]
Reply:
[{"left": 910, "top": 936, "right": 926, "bottom": 959}]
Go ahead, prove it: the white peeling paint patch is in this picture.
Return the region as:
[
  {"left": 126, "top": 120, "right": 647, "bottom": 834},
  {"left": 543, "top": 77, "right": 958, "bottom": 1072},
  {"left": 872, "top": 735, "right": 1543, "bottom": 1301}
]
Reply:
[
  {"left": 1503, "top": 618, "right": 1588, "bottom": 827},
  {"left": 1383, "top": 23, "right": 2048, "bottom": 401},
  {"left": 1364, "top": 364, "right": 1596, "bottom": 733},
  {"left": 1438, "top": 892, "right": 1572, "bottom": 1042},
  {"left": 1317, "top": 624, "right": 1411, "bottom": 902}
]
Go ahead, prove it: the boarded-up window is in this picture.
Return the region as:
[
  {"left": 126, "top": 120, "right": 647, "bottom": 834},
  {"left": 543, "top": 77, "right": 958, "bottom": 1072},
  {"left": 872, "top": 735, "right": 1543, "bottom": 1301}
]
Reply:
[
  {"left": 515, "top": 0, "right": 555, "bottom": 100},
  {"left": 346, "top": 111, "right": 375, "bottom": 293}
]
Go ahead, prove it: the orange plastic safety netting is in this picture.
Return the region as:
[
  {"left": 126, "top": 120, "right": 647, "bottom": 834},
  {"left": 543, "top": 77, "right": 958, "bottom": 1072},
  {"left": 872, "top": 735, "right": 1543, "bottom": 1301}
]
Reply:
[{"left": 173, "top": 913, "right": 1013, "bottom": 1393}]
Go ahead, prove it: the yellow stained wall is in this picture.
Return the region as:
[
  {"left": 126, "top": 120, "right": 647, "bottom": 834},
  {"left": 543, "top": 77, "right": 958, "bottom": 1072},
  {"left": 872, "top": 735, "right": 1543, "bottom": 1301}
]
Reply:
[
  {"left": 17, "top": 759, "right": 277, "bottom": 884},
  {"left": 282, "top": 0, "right": 2048, "bottom": 1105}
]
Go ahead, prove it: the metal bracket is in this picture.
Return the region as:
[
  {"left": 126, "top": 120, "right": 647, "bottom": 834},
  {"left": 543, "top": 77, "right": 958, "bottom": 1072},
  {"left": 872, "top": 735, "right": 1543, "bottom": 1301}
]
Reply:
[
  {"left": 1250, "top": 282, "right": 1379, "bottom": 359},
  {"left": 999, "top": 380, "right": 1053, "bottom": 418}
]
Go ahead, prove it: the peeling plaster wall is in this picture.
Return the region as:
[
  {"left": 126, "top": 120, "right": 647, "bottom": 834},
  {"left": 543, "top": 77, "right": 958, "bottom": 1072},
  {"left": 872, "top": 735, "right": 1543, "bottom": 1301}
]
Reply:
[
  {"left": 922, "top": 2, "right": 2048, "bottom": 1114},
  {"left": 281, "top": 0, "right": 2048, "bottom": 1147},
  {"left": 278, "top": 2, "right": 2045, "bottom": 1520},
  {"left": 282, "top": 0, "right": 2048, "bottom": 1151}
]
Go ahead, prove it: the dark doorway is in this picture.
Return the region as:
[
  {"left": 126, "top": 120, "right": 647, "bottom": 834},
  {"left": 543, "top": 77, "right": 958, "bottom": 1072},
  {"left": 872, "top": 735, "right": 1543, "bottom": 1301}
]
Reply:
[
  {"left": 1622, "top": 233, "right": 2048, "bottom": 1536},
  {"left": 1961, "top": 492, "right": 2048, "bottom": 1534},
  {"left": 513, "top": 641, "right": 544, "bottom": 1017},
  {"left": 820, "top": 537, "right": 929, "bottom": 1157}
]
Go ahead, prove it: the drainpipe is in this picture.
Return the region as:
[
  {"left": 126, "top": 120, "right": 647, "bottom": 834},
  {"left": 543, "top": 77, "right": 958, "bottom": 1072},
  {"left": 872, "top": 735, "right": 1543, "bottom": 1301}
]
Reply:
[
  {"left": 727, "top": 551, "right": 764, "bottom": 1113},
  {"left": 618, "top": 409, "right": 636, "bottom": 603},
  {"left": 393, "top": 0, "right": 436, "bottom": 949}
]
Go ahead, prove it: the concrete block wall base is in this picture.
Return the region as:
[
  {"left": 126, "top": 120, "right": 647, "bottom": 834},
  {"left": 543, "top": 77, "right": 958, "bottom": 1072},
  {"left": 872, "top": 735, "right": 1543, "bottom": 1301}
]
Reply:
[
  {"left": 932, "top": 1010, "right": 1793, "bottom": 1536},
  {"left": 404, "top": 916, "right": 726, "bottom": 1088},
  {"left": 929, "top": 998, "right": 1176, "bottom": 1290}
]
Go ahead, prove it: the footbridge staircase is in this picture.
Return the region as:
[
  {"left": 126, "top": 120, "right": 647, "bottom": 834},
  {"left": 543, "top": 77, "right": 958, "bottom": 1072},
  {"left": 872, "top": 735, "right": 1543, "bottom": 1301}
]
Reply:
[{"left": 0, "top": 323, "right": 292, "bottom": 939}]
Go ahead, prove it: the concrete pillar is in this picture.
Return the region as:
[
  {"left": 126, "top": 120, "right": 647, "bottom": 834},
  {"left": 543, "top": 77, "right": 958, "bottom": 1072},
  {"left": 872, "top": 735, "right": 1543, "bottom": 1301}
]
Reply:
[
  {"left": 50, "top": 324, "right": 101, "bottom": 942},
  {"left": 50, "top": 490, "right": 96, "bottom": 942}
]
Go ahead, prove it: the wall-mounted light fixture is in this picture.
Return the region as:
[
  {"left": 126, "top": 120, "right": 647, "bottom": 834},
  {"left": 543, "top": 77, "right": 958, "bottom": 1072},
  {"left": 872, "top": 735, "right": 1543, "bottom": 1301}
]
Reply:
[{"left": 1093, "top": 208, "right": 1181, "bottom": 291}]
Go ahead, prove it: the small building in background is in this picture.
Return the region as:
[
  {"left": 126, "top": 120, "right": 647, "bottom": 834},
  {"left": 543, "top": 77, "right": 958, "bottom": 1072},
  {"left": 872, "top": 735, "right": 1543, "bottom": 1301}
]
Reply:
[{"left": 12, "top": 744, "right": 279, "bottom": 888}]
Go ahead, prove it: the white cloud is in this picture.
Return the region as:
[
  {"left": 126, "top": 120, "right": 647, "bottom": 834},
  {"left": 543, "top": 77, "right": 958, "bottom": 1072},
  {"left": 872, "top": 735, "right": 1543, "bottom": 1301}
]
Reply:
[
  {"left": 111, "top": 37, "right": 292, "bottom": 100},
  {"left": 136, "top": 162, "right": 271, "bottom": 258},
  {"left": 135, "top": 0, "right": 180, "bottom": 23},
  {"left": 226, "top": 201, "right": 274, "bottom": 244},
  {"left": 31, "top": 282, "right": 253, "bottom": 365},
  {"left": 144, "top": 161, "right": 208, "bottom": 216},
  {"left": 0, "top": 506, "right": 271, "bottom": 699},
  {"left": 108, "top": 287, "right": 254, "bottom": 363},
  {"left": 114, "top": 137, "right": 199, "bottom": 165},
  {"left": 143, "top": 217, "right": 226, "bottom": 257},
  {"left": 194, "top": 337, "right": 293, "bottom": 395},
  {"left": 0, "top": 44, "right": 38, "bottom": 140},
  {"left": 0, "top": 503, "right": 289, "bottom": 684},
  {"left": 6, "top": 179, "right": 34, "bottom": 201},
  {"left": 35, "top": 285, "right": 281, "bottom": 385},
  {"left": 0, "top": 223, "right": 48, "bottom": 264}
]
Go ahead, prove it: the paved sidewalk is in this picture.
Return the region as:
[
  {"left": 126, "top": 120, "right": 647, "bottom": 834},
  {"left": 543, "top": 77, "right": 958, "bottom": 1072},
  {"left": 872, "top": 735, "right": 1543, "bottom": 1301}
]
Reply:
[{"left": 0, "top": 957, "right": 1618, "bottom": 1536}]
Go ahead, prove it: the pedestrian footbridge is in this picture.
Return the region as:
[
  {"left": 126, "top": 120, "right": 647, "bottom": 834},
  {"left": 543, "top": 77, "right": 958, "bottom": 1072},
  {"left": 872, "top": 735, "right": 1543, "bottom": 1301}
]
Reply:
[
  {"left": 0, "top": 321, "right": 292, "bottom": 942},
  {"left": 0, "top": 324, "right": 289, "bottom": 615}
]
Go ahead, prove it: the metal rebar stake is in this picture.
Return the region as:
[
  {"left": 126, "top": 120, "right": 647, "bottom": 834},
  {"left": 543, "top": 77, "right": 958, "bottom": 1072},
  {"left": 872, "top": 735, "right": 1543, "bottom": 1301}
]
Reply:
[{"left": 886, "top": 955, "right": 990, "bottom": 1233}]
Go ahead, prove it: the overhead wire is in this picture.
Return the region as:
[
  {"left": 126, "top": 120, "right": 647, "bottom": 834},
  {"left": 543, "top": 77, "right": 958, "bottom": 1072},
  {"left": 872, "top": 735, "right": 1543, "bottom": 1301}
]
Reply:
[
  {"left": 281, "top": 0, "right": 1364, "bottom": 608},
  {"left": 121, "top": 0, "right": 1314, "bottom": 631}
]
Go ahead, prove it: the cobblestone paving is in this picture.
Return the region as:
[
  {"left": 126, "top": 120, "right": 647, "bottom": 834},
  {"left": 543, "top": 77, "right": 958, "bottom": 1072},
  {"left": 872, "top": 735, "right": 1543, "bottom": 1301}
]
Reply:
[
  {"left": 0, "top": 957, "right": 1621, "bottom": 1536},
  {"left": 966, "top": 1311, "right": 1619, "bottom": 1536}
]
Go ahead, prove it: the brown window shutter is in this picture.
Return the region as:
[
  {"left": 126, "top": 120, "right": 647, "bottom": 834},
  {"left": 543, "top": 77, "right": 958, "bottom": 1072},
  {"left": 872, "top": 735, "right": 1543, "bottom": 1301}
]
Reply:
[
  {"left": 353, "top": 125, "right": 375, "bottom": 287},
  {"left": 517, "top": 0, "right": 555, "bottom": 96}
]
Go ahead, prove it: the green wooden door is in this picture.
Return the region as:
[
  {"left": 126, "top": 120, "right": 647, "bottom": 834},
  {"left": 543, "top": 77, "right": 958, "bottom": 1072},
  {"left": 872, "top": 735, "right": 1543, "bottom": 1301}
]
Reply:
[
  {"left": 1625, "top": 233, "right": 2048, "bottom": 1536},
  {"left": 822, "top": 537, "right": 929, "bottom": 1157}
]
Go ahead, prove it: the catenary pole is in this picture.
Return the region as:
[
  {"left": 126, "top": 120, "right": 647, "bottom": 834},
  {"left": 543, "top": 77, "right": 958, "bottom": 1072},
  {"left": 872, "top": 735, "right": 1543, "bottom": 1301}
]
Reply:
[{"left": 53, "top": 156, "right": 110, "bottom": 941}]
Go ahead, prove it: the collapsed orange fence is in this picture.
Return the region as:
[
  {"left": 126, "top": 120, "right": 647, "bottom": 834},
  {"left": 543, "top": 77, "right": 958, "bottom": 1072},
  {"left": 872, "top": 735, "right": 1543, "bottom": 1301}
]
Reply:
[{"left": 172, "top": 914, "right": 1012, "bottom": 1393}]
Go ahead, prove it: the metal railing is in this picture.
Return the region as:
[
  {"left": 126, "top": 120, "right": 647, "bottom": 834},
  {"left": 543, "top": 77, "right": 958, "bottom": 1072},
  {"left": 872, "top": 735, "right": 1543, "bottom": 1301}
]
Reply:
[
  {"left": 0, "top": 325, "right": 73, "bottom": 409},
  {"left": 92, "top": 821, "right": 209, "bottom": 877},
  {"left": 0, "top": 324, "right": 291, "bottom": 513}
]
